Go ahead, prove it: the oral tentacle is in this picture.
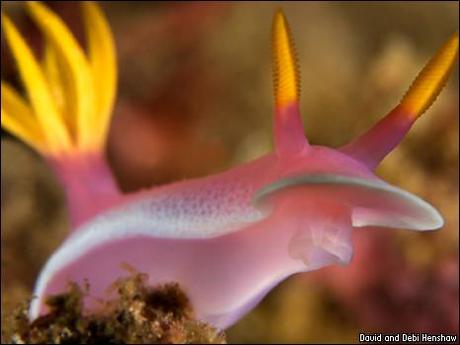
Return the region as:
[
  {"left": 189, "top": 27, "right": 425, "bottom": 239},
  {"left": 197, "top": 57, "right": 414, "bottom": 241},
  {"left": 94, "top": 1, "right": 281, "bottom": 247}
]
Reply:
[{"left": 254, "top": 173, "right": 443, "bottom": 232}]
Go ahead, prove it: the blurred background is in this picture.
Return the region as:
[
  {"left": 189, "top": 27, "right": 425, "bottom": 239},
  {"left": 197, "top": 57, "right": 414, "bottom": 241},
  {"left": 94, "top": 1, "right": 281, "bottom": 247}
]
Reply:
[{"left": 1, "top": 1, "right": 458, "bottom": 343}]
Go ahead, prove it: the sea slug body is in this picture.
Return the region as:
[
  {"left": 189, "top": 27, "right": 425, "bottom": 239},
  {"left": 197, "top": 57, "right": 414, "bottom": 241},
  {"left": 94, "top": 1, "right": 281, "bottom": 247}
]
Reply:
[{"left": 1, "top": 2, "right": 457, "bottom": 329}]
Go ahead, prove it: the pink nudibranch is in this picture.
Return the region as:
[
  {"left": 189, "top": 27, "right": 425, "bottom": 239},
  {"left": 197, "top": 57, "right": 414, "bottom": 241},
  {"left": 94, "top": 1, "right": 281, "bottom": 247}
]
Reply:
[{"left": 1, "top": 3, "right": 458, "bottom": 330}]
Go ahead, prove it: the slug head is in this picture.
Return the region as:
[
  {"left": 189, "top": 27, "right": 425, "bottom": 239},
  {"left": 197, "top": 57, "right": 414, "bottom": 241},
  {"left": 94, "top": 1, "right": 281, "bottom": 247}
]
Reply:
[{"left": 260, "top": 11, "right": 455, "bottom": 267}]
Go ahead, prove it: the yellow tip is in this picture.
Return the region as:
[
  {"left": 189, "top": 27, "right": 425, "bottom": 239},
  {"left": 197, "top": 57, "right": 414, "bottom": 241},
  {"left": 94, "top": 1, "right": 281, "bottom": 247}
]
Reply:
[
  {"left": 272, "top": 9, "right": 300, "bottom": 108},
  {"left": 399, "top": 32, "right": 458, "bottom": 118}
]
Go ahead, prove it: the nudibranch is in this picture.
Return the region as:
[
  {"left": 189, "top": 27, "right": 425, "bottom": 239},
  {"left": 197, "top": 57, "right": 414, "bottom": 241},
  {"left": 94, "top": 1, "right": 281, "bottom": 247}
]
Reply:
[{"left": 1, "top": 2, "right": 458, "bottom": 329}]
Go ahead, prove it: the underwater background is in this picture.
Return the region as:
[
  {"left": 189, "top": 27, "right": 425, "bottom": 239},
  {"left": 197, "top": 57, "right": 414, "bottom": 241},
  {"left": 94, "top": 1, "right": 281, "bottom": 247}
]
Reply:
[{"left": 1, "top": 1, "right": 458, "bottom": 343}]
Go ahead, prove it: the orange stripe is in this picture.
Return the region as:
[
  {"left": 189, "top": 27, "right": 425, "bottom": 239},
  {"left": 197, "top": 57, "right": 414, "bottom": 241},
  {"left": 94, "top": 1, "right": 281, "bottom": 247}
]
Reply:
[
  {"left": 400, "top": 32, "right": 458, "bottom": 119},
  {"left": 272, "top": 9, "right": 300, "bottom": 109}
]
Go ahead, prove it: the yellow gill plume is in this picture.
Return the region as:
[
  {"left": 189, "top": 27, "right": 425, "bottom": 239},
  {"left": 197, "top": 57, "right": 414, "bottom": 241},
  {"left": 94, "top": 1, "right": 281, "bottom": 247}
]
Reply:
[
  {"left": 1, "top": 12, "right": 72, "bottom": 155},
  {"left": 1, "top": 1, "right": 117, "bottom": 156},
  {"left": 81, "top": 1, "right": 117, "bottom": 150},
  {"left": 1, "top": 82, "right": 46, "bottom": 153}
]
